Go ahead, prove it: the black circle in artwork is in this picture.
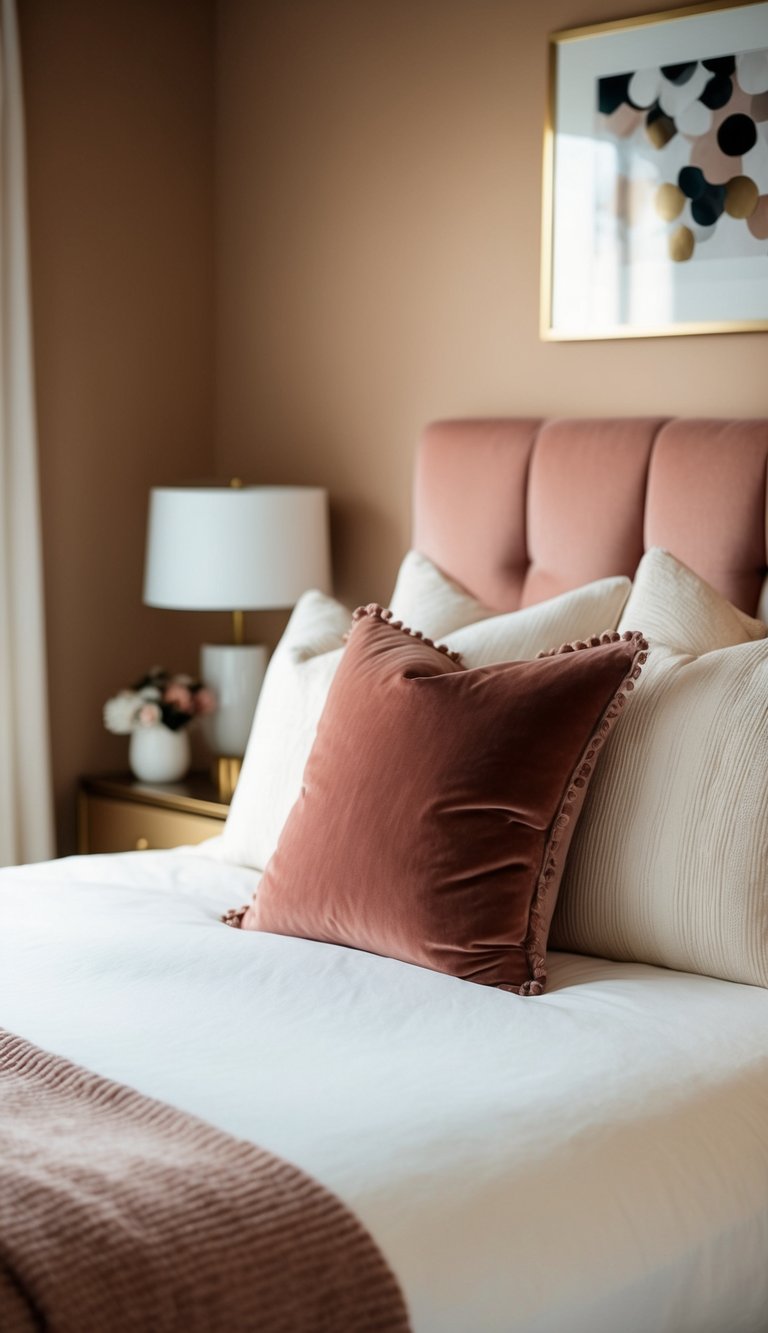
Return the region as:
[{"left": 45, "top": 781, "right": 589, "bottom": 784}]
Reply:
[
  {"left": 660, "top": 61, "right": 698, "bottom": 85},
  {"left": 679, "top": 165, "right": 706, "bottom": 199},
  {"left": 691, "top": 186, "right": 725, "bottom": 227},
  {"left": 717, "top": 114, "right": 757, "bottom": 156},
  {"left": 702, "top": 56, "right": 736, "bottom": 76},
  {"left": 598, "top": 72, "right": 632, "bottom": 115},
  {"left": 700, "top": 74, "right": 732, "bottom": 110}
]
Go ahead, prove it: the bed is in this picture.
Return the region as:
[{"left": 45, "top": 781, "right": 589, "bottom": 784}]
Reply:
[{"left": 1, "top": 415, "right": 767, "bottom": 1333}]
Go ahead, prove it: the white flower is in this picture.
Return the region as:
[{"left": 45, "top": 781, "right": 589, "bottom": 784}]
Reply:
[{"left": 103, "top": 690, "right": 142, "bottom": 735}]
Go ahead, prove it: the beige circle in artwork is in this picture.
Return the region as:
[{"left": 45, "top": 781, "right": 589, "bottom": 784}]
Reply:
[
  {"left": 725, "top": 175, "right": 759, "bottom": 218},
  {"left": 668, "top": 225, "right": 695, "bottom": 262},
  {"left": 646, "top": 113, "right": 676, "bottom": 149},
  {"left": 655, "top": 182, "right": 685, "bottom": 220}
]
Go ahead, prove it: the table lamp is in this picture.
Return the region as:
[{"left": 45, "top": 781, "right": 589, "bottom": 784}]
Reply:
[{"left": 143, "top": 482, "right": 331, "bottom": 797}]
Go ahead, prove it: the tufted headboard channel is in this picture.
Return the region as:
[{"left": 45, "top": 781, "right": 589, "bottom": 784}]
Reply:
[{"left": 412, "top": 418, "right": 768, "bottom": 619}]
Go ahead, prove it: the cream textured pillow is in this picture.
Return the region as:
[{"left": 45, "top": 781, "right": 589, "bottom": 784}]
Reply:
[
  {"left": 217, "top": 559, "right": 631, "bottom": 871},
  {"left": 388, "top": 549, "right": 496, "bottom": 636},
  {"left": 616, "top": 545, "right": 765, "bottom": 655},
  {"left": 448, "top": 576, "right": 631, "bottom": 667},
  {"left": 551, "top": 549, "right": 768, "bottom": 987}
]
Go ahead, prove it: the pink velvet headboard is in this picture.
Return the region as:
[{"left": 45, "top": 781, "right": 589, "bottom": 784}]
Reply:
[{"left": 413, "top": 418, "right": 768, "bottom": 617}]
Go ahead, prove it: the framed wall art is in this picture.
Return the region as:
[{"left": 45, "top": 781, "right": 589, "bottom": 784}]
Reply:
[{"left": 541, "top": 0, "right": 768, "bottom": 340}]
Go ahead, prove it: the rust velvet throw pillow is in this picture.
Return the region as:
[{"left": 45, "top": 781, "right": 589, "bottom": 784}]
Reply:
[{"left": 231, "top": 606, "right": 648, "bottom": 995}]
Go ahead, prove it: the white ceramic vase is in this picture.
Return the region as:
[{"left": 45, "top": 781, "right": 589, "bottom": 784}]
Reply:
[{"left": 129, "top": 725, "right": 190, "bottom": 784}]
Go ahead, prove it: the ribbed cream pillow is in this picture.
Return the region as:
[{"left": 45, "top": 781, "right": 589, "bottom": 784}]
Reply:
[
  {"left": 216, "top": 555, "right": 630, "bottom": 871},
  {"left": 614, "top": 545, "right": 765, "bottom": 656},
  {"left": 551, "top": 548, "right": 768, "bottom": 987}
]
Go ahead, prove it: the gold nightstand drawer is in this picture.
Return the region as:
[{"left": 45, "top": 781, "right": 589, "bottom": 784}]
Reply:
[
  {"left": 83, "top": 796, "right": 222, "bottom": 853},
  {"left": 79, "top": 775, "right": 229, "bottom": 854}
]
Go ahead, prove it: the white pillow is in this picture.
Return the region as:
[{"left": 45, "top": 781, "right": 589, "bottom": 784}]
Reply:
[
  {"left": 551, "top": 548, "right": 768, "bottom": 987},
  {"left": 615, "top": 545, "right": 765, "bottom": 655},
  {"left": 214, "top": 592, "right": 348, "bottom": 872},
  {"left": 216, "top": 554, "right": 631, "bottom": 871},
  {"left": 448, "top": 576, "right": 631, "bottom": 667},
  {"left": 388, "top": 549, "right": 495, "bottom": 636}
]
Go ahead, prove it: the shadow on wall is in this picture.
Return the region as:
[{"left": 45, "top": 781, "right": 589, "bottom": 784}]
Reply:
[{"left": 329, "top": 495, "right": 405, "bottom": 609}]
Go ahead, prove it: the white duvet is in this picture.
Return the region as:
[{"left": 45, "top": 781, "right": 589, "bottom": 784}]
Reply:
[{"left": 2, "top": 847, "right": 767, "bottom": 1333}]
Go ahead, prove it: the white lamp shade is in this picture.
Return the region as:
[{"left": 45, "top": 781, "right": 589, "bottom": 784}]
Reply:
[{"left": 143, "top": 485, "right": 331, "bottom": 611}]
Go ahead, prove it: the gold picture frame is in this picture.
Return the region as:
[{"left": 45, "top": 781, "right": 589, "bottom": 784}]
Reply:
[{"left": 541, "top": 0, "right": 768, "bottom": 340}]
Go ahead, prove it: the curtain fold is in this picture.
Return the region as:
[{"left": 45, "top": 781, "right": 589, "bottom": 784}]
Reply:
[{"left": 0, "top": 0, "right": 54, "bottom": 865}]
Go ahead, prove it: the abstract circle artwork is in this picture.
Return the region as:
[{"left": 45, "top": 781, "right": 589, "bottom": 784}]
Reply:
[
  {"left": 545, "top": 3, "right": 768, "bottom": 338},
  {"left": 598, "top": 48, "right": 768, "bottom": 263}
]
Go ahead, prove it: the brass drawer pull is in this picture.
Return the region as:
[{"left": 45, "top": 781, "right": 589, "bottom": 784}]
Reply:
[{"left": 135, "top": 837, "right": 150, "bottom": 851}]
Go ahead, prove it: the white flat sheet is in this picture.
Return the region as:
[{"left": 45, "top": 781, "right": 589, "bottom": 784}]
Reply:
[{"left": 2, "top": 847, "right": 768, "bottom": 1333}]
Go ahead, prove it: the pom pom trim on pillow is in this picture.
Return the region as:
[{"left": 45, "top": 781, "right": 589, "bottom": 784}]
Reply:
[
  {"left": 348, "top": 603, "right": 464, "bottom": 662},
  {"left": 523, "top": 630, "right": 648, "bottom": 994}
]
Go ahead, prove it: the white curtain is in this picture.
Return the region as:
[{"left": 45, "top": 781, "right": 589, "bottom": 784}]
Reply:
[{"left": 0, "top": 0, "right": 54, "bottom": 865}]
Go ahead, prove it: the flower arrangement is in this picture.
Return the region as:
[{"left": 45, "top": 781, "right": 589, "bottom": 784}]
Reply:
[{"left": 103, "top": 667, "right": 216, "bottom": 735}]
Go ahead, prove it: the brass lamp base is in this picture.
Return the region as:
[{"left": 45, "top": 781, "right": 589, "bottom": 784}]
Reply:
[{"left": 212, "top": 756, "right": 242, "bottom": 802}]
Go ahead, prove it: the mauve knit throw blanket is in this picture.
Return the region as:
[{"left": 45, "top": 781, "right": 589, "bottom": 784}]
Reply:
[{"left": 0, "top": 1029, "right": 410, "bottom": 1332}]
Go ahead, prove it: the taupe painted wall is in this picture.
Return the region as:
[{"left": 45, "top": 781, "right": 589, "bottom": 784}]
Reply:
[
  {"left": 216, "top": 0, "right": 767, "bottom": 610},
  {"left": 20, "top": 0, "right": 221, "bottom": 852},
  {"left": 19, "top": 0, "right": 768, "bottom": 851}
]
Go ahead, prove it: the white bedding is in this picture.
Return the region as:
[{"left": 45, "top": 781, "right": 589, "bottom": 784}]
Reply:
[{"left": 2, "top": 847, "right": 767, "bottom": 1333}]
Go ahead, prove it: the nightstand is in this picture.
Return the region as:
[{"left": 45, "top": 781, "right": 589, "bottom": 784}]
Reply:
[{"left": 78, "top": 773, "right": 229, "bottom": 854}]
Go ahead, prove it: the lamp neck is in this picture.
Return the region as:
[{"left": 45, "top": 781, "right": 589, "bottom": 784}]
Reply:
[{"left": 232, "top": 609, "right": 245, "bottom": 646}]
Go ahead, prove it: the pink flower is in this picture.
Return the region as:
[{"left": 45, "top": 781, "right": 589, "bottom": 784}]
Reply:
[
  {"left": 137, "top": 701, "right": 162, "bottom": 728},
  {"left": 163, "top": 682, "right": 194, "bottom": 713},
  {"left": 193, "top": 687, "right": 217, "bottom": 716}
]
